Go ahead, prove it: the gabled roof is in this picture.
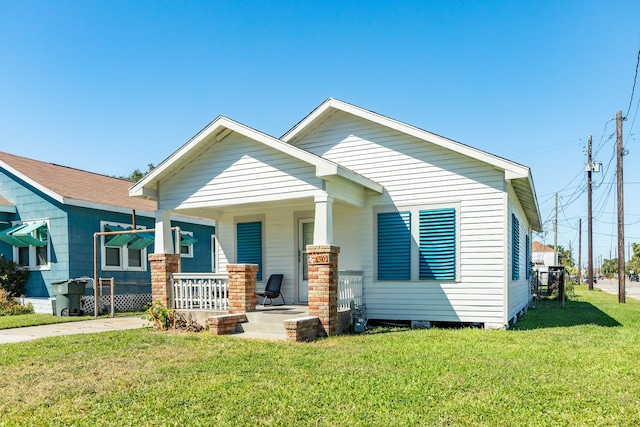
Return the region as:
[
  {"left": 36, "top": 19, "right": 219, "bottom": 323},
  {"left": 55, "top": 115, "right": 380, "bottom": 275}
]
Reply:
[
  {"left": 0, "top": 151, "right": 157, "bottom": 215},
  {"left": 282, "top": 98, "right": 542, "bottom": 231},
  {"left": 130, "top": 116, "right": 383, "bottom": 199}
]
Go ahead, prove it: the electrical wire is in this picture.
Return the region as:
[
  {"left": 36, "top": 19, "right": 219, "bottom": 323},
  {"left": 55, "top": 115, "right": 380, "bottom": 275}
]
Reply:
[{"left": 625, "top": 49, "right": 640, "bottom": 120}]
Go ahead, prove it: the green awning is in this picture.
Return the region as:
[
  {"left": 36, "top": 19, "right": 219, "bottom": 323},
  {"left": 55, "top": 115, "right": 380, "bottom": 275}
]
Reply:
[
  {"left": 180, "top": 233, "right": 198, "bottom": 246},
  {"left": 104, "top": 224, "right": 136, "bottom": 247},
  {"left": 0, "top": 222, "right": 47, "bottom": 247},
  {"left": 128, "top": 232, "right": 155, "bottom": 250},
  {"left": 0, "top": 224, "right": 31, "bottom": 247},
  {"left": 12, "top": 221, "right": 48, "bottom": 247}
]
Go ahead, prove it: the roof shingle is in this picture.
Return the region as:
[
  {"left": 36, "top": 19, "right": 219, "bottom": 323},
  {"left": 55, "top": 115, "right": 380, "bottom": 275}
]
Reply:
[{"left": 0, "top": 151, "right": 156, "bottom": 212}]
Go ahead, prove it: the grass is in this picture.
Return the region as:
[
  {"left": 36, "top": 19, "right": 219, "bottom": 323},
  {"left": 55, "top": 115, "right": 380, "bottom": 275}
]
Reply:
[
  {"left": 1, "top": 285, "right": 640, "bottom": 426},
  {"left": 0, "top": 313, "right": 95, "bottom": 330},
  {"left": 0, "top": 311, "right": 143, "bottom": 330}
]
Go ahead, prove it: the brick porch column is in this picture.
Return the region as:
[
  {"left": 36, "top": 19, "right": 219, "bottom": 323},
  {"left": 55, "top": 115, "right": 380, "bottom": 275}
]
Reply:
[
  {"left": 149, "top": 253, "right": 180, "bottom": 308},
  {"left": 227, "top": 264, "right": 258, "bottom": 314},
  {"left": 307, "top": 245, "right": 340, "bottom": 337}
]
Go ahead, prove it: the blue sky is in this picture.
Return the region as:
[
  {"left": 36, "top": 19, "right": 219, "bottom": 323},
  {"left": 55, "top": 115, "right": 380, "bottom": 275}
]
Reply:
[{"left": 2, "top": 1, "right": 640, "bottom": 268}]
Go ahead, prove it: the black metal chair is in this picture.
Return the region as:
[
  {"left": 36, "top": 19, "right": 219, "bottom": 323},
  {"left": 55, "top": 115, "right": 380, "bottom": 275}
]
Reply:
[{"left": 257, "top": 274, "right": 285, "bottom": 306}]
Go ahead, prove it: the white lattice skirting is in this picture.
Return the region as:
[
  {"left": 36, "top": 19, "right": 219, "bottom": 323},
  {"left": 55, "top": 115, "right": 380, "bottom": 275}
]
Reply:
[{"left": 81, "top": 294, "right": 151, "bottom": 314}]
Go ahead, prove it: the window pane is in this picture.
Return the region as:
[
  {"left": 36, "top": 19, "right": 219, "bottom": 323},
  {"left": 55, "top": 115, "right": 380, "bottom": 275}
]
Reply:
[
  {"left": 419, "top": 209, "right": 456, "bottom": 280},
  {"left": 105, "top": 247, "right": 121, "bottom": 266},
  {"left": 128, "top": 248, "right": 142, "bottom": 267},
  {"left": 36, "top": 245, "right": 48, "bottom": 265},
  {"left": 181, "top": 245, "right": 190, "bottom": 254},
  {"left": 377, "top": 212, "right": 411, "bottom": 280},
  {"left": 302, "top": 222, "right": 314, "bottom": 281},
  {"left": 18, "top": 246, "right": 29, "bottom": 266}
]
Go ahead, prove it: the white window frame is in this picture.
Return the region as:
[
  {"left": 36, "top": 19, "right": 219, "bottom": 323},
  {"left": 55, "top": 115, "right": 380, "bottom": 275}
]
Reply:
[
  {"left": 100, "top": 221, "right": 148, "bottom": 272},
  {"left": 373, "top": 203, "right": 461, "bottom": 282},
  {"left": 179, "top": 230, "right": 195, "bottom": 258},
  {"left": 11, "top": 220, "right": 51, "bottom": 271}
]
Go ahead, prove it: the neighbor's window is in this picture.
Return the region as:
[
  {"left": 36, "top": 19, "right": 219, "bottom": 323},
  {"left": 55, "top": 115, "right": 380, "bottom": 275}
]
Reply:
[
  {"left": 101, "top": 221, "right": 152, "bottom": 271},
  {"left": 1, "top": 221, "right": 51, "bottom": 271},
  {"left": 179, "top": 231, "right": 197, "bottom": 258}
]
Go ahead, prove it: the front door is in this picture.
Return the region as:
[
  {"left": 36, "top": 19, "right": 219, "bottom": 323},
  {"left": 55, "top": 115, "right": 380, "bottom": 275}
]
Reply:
[{"left": 298, "top": 219, "right": 314, "bottom": 303}]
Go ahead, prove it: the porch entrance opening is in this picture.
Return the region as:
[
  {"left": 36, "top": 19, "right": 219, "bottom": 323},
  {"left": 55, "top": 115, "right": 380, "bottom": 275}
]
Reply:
[{"left": 298, "top": 219, "right": 314, "bottom": 303}]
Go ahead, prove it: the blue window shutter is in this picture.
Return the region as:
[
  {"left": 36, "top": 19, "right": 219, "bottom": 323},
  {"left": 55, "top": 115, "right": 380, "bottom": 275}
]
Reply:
[
  {"left": 377, "top": 212, "right": 411, "bottom": 280},
  {"left": 525, "top": 234, "right": 530, "bottom": 279},
  {"left": 237, "top": 222, "right": 262, "bottom": 281},
  {"left": 419, "top": 209, "right": 456, "bottom": 280},
  {"left": 512, "top": 214, "right": 520, "bottom": 280}
]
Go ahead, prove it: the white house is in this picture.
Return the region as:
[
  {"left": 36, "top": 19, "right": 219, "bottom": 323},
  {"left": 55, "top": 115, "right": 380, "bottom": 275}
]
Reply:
[
  {"left": 130, "top": 98, "right": 541, "bottom": 329},
  {"left": 532, "top": 241, "right": 556, "bottom": 267}
]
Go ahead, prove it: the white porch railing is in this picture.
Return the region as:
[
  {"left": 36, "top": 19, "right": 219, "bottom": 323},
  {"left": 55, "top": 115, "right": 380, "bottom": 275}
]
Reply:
[
  {"left": 338, "top": 270, "right": 363, "bottom": 311},
  {"left": 172, "top": 273, "right": 229, "bottom": 311}
]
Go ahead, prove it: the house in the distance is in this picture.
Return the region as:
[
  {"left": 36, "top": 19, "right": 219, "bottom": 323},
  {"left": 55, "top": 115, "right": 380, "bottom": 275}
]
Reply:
[
  {"left": 532, "top": 241, "right": 557, "bottom": 268},
  {"left": 130, "top": 98, "right": 542, "bottom": 329},
  {"left": 0, "top": 152, "right": 216, "bottom": 313}
]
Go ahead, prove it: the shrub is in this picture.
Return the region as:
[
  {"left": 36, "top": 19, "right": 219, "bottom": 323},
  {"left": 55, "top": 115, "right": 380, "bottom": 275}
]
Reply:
[
  {"left": 144, "top": 301, "right": 175, "bottom": 330},
  {"left": 0, "top": 288, "right": 34, "bottom": 316},
  {"left": 0, "top": 257, "right": 30, "bottom": 297}
]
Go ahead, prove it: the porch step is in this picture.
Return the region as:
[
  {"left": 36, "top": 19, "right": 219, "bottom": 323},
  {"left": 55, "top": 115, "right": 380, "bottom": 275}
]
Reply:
[{"left": 232, "top": 306, "right": 309, "bottom": 340}]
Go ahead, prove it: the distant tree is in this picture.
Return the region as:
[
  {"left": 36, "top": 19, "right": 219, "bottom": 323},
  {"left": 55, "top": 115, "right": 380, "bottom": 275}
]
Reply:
[
  {"left": 602, "top": 258, "right": 618, "bottom": 278},
  {"left": 118, "top": 163, "right": 155, "bottom": 182},
  {"left": 549, "top": 245, "right": 574, "bottom": 268},
  {"left": 626, "top": 243, "right": 640, "bottom": 276}
]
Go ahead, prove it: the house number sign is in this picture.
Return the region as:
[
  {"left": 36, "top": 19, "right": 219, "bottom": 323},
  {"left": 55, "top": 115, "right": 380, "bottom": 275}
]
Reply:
[{"left": 307, "top": 254, "right": 330, "bottom": 265}]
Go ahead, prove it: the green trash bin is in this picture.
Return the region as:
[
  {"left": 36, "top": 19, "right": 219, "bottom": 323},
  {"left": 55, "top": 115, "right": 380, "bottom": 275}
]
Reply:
[{"left": 51, "top": 279, "right": 86, "bottom": 316}]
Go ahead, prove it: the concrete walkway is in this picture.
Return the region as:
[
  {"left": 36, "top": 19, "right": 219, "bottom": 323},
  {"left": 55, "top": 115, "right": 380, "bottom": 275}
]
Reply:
[{"left": 0, "top": 317, "right": 151, "bottom": 345}]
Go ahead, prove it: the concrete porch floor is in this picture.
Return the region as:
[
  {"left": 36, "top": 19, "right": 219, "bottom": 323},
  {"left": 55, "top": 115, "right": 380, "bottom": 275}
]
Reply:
[{"left": 176, "top": 305, "right": 310, "bottom": 340}]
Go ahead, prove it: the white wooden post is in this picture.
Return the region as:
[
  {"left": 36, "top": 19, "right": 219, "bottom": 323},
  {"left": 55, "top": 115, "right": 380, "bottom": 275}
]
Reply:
[
  {"left": 154, "top": 210, "right": 174, "bottom": 254},
  {"left": 313, "top": 193, "right": 334, "bottom": 245}
]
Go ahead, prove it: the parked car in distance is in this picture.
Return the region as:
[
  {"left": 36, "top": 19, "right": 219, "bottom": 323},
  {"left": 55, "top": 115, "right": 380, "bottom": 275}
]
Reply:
[{"left": 630, "top": 275, "right": 638, "bottom": 282}]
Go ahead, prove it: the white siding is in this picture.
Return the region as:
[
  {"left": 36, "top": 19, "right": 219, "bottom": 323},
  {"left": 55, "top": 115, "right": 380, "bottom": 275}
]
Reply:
[
  {"left": 158, "top": 131, "right": 322, "bottom": 211},
  {"left": 214, "top": 204, "right": 303, "bottom": 303},
  {"left": 507, "top": 183, "right": 532, "bottom": 322},
  {"left": 293, "top": 111, "right": 510, "bottom": 324}
]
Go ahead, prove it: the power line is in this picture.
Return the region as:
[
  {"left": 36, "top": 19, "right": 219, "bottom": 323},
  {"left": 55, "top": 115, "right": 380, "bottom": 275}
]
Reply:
[{"left": 625, "top": 49, "right": 640, "bottom": 119}]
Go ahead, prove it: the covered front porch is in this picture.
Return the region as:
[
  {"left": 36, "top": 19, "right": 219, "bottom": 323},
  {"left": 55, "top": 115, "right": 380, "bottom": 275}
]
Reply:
[
  {"left": 149, "top": 256, "right": 364, "bottom": 340},
  {"left": 170, "top": 270, "right": 363, "bottom": 313},
  {"left": 129, "top": 116, "right": 382, "bottom": 339}
]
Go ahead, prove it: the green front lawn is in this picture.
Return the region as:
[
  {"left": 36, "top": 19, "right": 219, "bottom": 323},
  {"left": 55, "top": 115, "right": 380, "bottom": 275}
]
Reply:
[
  {"left": 1, "top": 286, "right": 639, "bottom": 426},
  {"left": 0, "top": 313, "right": 94, "bottom": 330}
]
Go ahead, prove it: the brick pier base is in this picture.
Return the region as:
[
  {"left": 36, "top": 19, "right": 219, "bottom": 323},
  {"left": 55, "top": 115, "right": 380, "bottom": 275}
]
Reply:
[
  {"left": 307, "top": 245, "right": 340, "bottom": 337},
  {"left": 227, "top": 264, "right": 258, "bottom": 314},
  {"left": 149, "top": 253, "right": 180, "bottom": 308}
]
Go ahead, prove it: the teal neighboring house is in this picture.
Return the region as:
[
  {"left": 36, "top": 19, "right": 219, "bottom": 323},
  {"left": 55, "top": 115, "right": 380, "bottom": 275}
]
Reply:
[{"left": 0, "top": 151, "right": 216, "bottom": 312}]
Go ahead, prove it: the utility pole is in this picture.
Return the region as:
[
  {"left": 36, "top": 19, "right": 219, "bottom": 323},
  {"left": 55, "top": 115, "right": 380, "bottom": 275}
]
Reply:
[
  {"left": 578, "top": 218, "right": 582, "bottom": 284},
  {"left": 616, "top": 110, "right": 626, "bottom": 303},
  {"left": 587, "top": 135, "right": 594, "bottom": 291},
  {"left": 554, "top": 193, "right": 558, "bottom": 265}
]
